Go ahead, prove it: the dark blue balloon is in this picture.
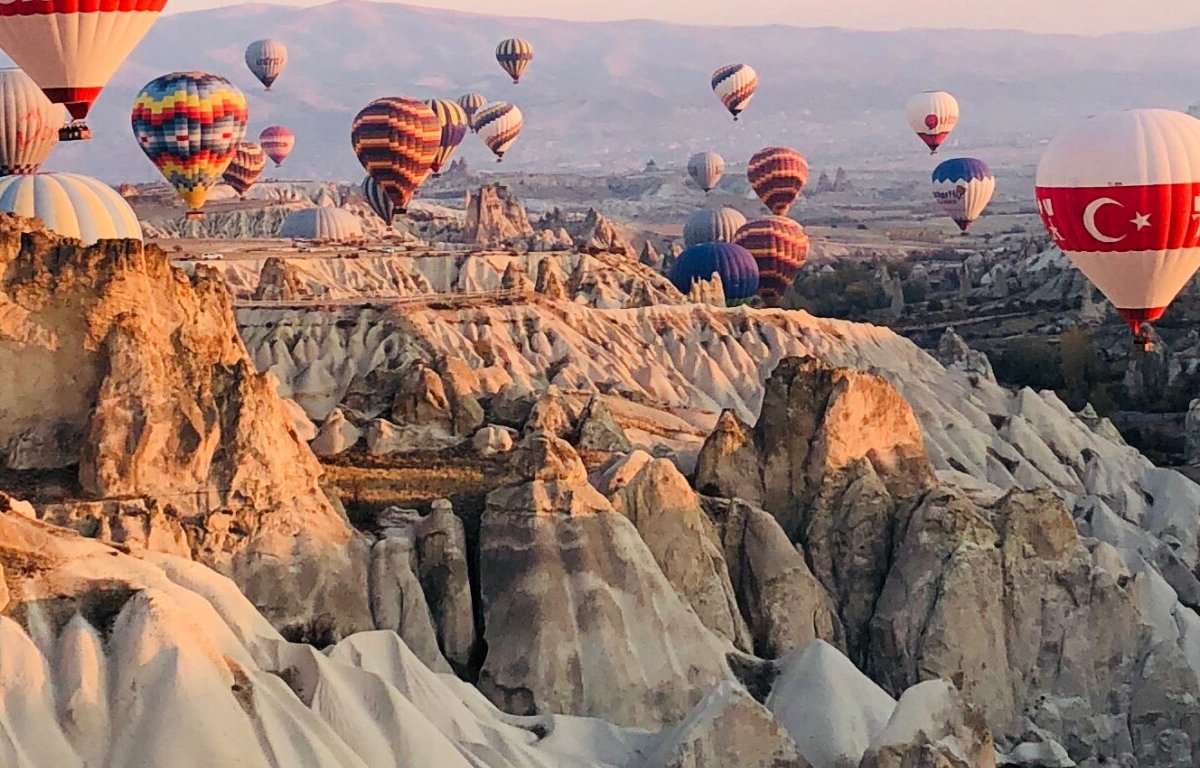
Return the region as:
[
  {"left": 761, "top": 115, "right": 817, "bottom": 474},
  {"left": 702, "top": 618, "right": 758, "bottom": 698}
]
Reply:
[
  {"left": 670, "top": 242, "right": 760, "bottom": 304},
  {"left": 931, "top": 157, "right": 992, "bottom": 184}
]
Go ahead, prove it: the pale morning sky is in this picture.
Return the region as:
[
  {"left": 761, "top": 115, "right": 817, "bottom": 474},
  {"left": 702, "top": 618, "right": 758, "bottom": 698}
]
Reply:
[{"left": 170, "top": 0, "right": 1200, "bottom": 36}]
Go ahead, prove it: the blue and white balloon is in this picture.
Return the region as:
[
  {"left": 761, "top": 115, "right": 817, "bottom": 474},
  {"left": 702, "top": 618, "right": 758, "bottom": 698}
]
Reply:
[{"left": 931, "top": 157, "right": 995, "bottom": 232}]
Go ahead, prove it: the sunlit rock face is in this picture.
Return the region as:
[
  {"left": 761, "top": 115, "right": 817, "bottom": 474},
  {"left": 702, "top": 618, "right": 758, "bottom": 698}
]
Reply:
[{"left": 0, "top": 214, "right": 371, "bottom": 640}]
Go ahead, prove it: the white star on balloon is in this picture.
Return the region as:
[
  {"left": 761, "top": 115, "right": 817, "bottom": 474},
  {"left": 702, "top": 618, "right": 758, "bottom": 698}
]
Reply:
[{"left": 1131, "top": 212, "right": 1152, "bottom": 230}]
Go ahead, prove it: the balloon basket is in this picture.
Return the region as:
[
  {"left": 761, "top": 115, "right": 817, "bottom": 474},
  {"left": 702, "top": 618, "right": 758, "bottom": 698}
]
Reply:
[
  {"left": 185, "top": 210, "right": 205, "bottom": 221},
  {"left": 59, "top": 123, "right": 91, "bottom": 142}
]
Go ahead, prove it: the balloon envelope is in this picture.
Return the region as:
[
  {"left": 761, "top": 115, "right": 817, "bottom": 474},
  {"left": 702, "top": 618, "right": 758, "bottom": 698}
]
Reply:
[
  {"left": 350, "top": 97, "right": 440, "bottom": 213},
  {"left": 0, "top": 0, "right": 168, "bottom": 122},
  {"left": 748, "top": 147, "right": 809, "bottom": 216},
  {"left": 683, "top": 207, "right": 746, "bottom": 248},
  {"left": 0, "top": 68, "right": 62, "bottom": 176},
  {"left": 223, "top": 142, "right": 266, "bottom": 196},
  {"left": 496, "top": 38, "right": 533, "bottom": 83},
  {"left": 733, "top": 216, "right": 810, "bottom": 304},
  {"left": 473, "top": 101, "right": 523, "bottom": 161},
  {"left": 361, "top": 175, "right": 394, "bottom": 226},
  {"left": 0, "top": 172, "right": 141, "bottom": 244},
  {"left": 245, "top": 39, "right": 287, "bottom": 90},
  {"left": 1035, "top": 108, "right": 1200, "bottom": 339},
  {"left": 906, "top": 91, "right": 959, "bottom": 154},
  {"left": 458, "top": 93, "right": 487, "bottom": 128},
  {"left": 688, "top": 151, "right": 724, "bottom": 193},
  {"left": 131, "top": 72, "right": 249, "bottom": 214},
  {"left": 280, "top": 207, "right": 363, "bottom": 242},
  {"left": 670, "top": 242, "right": 759, "bottom": 304},
  {"left": 428, "top": 98, "right": 469, "bottom": 174},
  {"left": 711, "top": 64, "right": 757, "bottom": 121},
  {"left": 931, "top": 158, "right": 994, "bottom": 232},
  {"left": 259, "top": 126, "right": 295, "bottom": 166}
]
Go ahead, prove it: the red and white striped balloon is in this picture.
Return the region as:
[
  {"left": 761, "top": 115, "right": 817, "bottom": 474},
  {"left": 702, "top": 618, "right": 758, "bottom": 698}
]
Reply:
[{"left": 1035, "top": 108, "right": 1200, "bottom": 340}]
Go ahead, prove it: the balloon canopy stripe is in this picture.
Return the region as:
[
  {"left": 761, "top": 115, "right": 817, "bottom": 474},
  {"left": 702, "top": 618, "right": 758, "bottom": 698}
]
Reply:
[
  {"left": 1036, "top": 183, "right": 1200, "bottom": 254},
  {"left": 0, "top": 0, "right": 167, "bottom": 16}
]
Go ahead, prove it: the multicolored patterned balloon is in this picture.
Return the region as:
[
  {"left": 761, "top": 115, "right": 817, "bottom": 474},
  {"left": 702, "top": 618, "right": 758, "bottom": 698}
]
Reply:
[
  {"left": 131, "top": 72, "right": 248, "bottom": 215},
  {"left": 259, "top": 125, "right": 294, "bottom": 166},
  {"left": 361, "top": 175, "right": 394, "bottom": 226},
  {"left": 458, "top": 92, "right": 487, "bottom": 129},
  {"left": 670, "top": 242, "right": 759, "bottom": 305},
  {"left": 711, "top": 63, "right": 757, "bottom": 121},
  {"left": 428, "top": 98, "right": 469, "bottom": 175},
  {"left": 0, "top": 68, "right": 62, "bottom": 176},
  {"left": 747, "top": 146, "right": 809, "bottom": 216},
  {"left": 245, "top": 39, "right": 288, "bottom": 91},
  {"left": 734, "top": 216, "right": 810, "bottom": 304},
  {"left": 350, "top": 97, "right": 439, "bottom": 214},
  {"left": 473, "top": 101, "right": 523, "bottom": 162},
  {"left": 0, "top": 0, "right": 168, "bottom": 127},
  {"left": 931, "top": 157, "right": 994, "bottom": 232},
  {"left": 222, "top": 141, "right": 266, "bottom": 196},
  {"left": 496, "top": 38, "right": 533, "bottom": 84}
]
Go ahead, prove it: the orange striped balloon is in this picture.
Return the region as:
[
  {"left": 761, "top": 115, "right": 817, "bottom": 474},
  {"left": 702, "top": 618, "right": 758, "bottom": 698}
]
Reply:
[
  {"left": 733, "top": 216, "right": 810, "bottom": 304},
  {"left": 350, "top": 97, "right": 440, "bottom": 214},
  {"left": 747, "top": 146, "right": 809, "bottom": 216},
  {"left": 222, "top": 141, "right": 266, "bottom": 196}
]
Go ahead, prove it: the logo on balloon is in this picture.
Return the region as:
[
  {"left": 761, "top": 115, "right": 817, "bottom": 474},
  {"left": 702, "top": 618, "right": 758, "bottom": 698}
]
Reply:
[{"left": 924, "top": 114, "right": 939, "bottom": 130}]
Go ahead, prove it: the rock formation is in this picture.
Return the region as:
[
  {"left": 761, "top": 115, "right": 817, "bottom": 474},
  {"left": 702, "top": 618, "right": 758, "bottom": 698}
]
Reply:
[
  {"left": 935, "top": 326, "right": 996, "bottom": 382},
  {"left": 0, "top": 215, "right": 371, "bottom": 640},
  {"left": 463, "top": 185, "right": 535, "bottom": 245},
  {"left": 477, "top": 432, "right": 732, "bottom": 727}
]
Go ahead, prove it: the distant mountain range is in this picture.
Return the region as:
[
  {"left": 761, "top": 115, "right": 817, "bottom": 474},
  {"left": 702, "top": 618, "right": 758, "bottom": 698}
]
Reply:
[{"left": 21, "top": 1, "right": 1200, "bottom": 183}]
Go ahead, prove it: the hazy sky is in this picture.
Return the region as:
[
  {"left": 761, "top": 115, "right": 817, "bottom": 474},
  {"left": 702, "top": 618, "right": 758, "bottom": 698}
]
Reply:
[{"left": 179, "top": 0, "right": 1200, "bottom": 36}]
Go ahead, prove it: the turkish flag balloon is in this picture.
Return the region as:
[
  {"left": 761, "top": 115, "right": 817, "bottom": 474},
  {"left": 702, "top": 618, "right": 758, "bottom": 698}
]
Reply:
[{"left": 1035, "top": 108, "right": 1200, "bottom": 339}]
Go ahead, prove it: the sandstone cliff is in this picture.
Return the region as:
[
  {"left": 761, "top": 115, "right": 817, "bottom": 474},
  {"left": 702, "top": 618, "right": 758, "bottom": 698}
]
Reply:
[{"left": 0, "top": 214, "right": 370, "bottom": 639}]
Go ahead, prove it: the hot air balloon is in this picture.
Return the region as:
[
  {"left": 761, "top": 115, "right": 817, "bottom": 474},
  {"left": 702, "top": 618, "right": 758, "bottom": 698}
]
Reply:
[
  {"left": 734, "top": 216, "right": 810, "bottom": 304},
  {"left": 684, "top": 207, "right": 746, "bottom": 248},
  {"left": 670, "top": 242, "right": 759, "bottom": 305},
  {"left": 0, "top": 172, "right": 141, "bottom": 244},
  {"left": 428, "top": 98, "right": 469, "bottom": 176},
  {"left": 711, "top": 64, "right": 757, "bottom": 121},
  {"left": 0, "top": 68, "right": 62, "bottom": 176},
  {"left": 0, "top": 0, "right": 168, "bottom": 139},
  {"left": 458, "top": 93, "right": 487, "bottom": 129},
  {"left": 259, "top": 126, "right": 295, "bottom": 167},
  {"left": 906, "top": 91, "right": 959, "bottom": 155},
  {"left": 688, "top": 151, "right": 724, "bottom": 193},
  {"left": 350, "top": 97, "right": 440, "bottom": 215},
  {"left": 1036, "top": 108, "right": 1200, "bottom": 343},
  {"left": 748, "top": 147, "right": 809, "bottom": 216},
  {"left": 473, "top": 102, "right": 523, "bottom": 162},
  {"left": 222, "top": 142, "right": 266, "bottom": 197},
  {"left": 931, "top": 158, "right": 994, "bottom": 233},
  {"left": 281, "top": 208, "right": 363, "bottom": 242},
  {"left": 361, "top": 175, "right": 394, "bottom": 226},
  {"left": 496, "top": 38, "right": 533, "bottom": 84},
  {"left": 131, "top": 72, "right": 249, "bottom": 218},
  {"left": 245, "top": 39, "right": 288, "bottom": 91}
]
